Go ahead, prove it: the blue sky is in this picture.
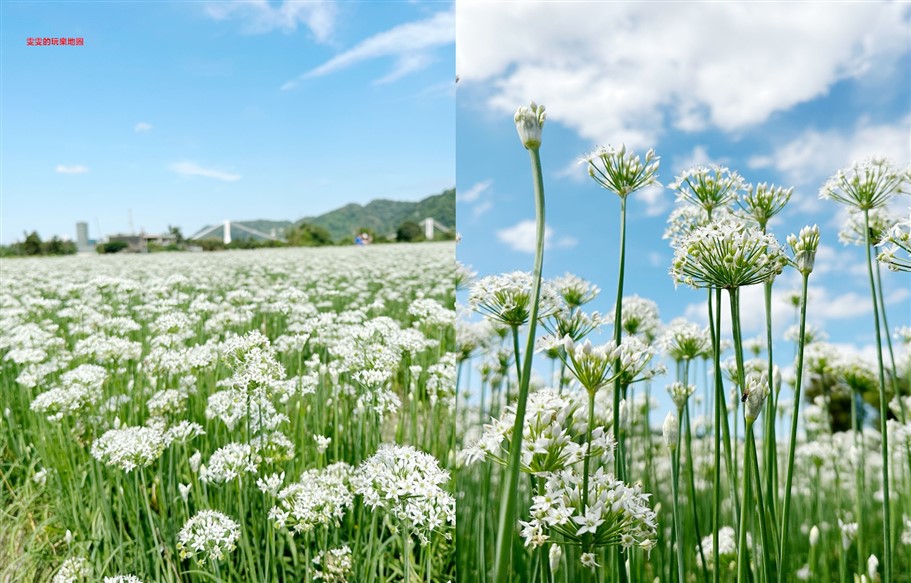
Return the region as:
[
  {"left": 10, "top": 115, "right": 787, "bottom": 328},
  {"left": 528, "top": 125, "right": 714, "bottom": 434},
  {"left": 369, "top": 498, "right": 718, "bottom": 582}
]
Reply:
[
  {"left": 0, "top": 1, "right": 454, "bottom": 244},
  {"left": 455, "top": 3, "right": 910, "bottom": 408}
]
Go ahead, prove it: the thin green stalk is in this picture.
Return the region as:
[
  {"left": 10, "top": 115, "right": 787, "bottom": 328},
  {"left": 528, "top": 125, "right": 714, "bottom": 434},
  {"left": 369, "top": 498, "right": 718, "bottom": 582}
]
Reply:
[
  {"left": 737, "top": 419, "right": 754, "bottom": 583},
  {"left": 578, "top": 389, "right": 597, "bottom": 583},
  {"left": 493, "top": 145, "right": 546, "bottom": 583},
  {"left": 710, "top": 287, "right": 722, "bottom": 583},
  {"left": 685, "top": 404, "right": 709, "bottom": 583},
  {"left": 611, "top": 195, "right": 629, "bottom": 583},
  {"left": 864, "top": 209, "right": 892, "bottom": 583},
  {"left": 670, "top": 414, "right": 685, "bottom": 583},
  {"left": 763, "top": 281, "right": 779, "bottom": 532}
]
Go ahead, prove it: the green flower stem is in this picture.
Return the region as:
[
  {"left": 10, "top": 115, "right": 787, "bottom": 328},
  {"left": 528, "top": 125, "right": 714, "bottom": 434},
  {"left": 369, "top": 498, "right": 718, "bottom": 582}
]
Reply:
[
  {"left": 670, "top": 414, "right": 686, "bottom": 583},
  {"left": 612, "top": 195, "right": 629, "bottom": 583},
  {"left": 493, "top": 145, "right": 546, "bottom": 583},
  {"left": 864, "top": 209, "right": 892, "bottom": 583},
  {"left": 748, "top": 427, "right": 775, "bottom": 582},
  {"left": 612, "top": 195, "right": 628, "bottom": 483},
  {"left": 851, "top": 392, "right": 866, "bottom": 569},
  {"left": 709, "top": 287, "right": 722, "bottom": 583},
  {"left": 778, "top": 272, "right": 809, "bottom": 582},
  {"left": 580, "top": 388, "right": 596, "bottom": 583},
  {"left": 685, "top": 404, "right": 709, "bottom": 583},
  {"left": 763, "top": 281, "right": 779, "bottom": 533},
  {"left": 737, "top": 418, "right": 754, "bottom": 583}
]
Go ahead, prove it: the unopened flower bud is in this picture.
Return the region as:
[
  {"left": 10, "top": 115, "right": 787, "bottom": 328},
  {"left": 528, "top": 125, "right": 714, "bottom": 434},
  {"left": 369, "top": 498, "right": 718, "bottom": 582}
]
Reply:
[
  {"left": 515, "top": 101, "right": 545, "bottom": 150},
  {"left": 809, "top": 525, "right": 819, "bottom": 546},
  {"left": 549, "top": 543, "right": 562, "bottom": 573},
  {"left": 788, "top": 225, "right": 820, "bottom": 275},
  {"left": 743, "top": 372, "right": 771, "bottom": 422},
  {"left": 663, "top": 412, "right": 678, "bottom": 450}
]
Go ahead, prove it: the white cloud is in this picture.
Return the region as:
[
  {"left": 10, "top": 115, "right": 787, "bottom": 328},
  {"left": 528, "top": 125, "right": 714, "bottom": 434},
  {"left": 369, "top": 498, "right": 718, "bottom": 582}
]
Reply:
[
  {"left": 496, "top": 219, "right": 578, "bottom": 253},
  {"left": 170, "top": 161, "right": 240, "bottom": 182},
  {"left": 56, "top": 164, "right": 88, "bottom": 174},
  {"left": 457, "top": 3, "right": 910, "bottom": 149},
  {"left": 635, "top": 184, "right": 670, "bottom": 217},
  {"left": 748, "top": 115, "right": 911, "bottom": 183},
  {"left": 672, "top": 145, "right": 713, "bottom": 176},
  {"left": 134, "top": 122, "right": 153, "bottom": 133},
  {"left": 458, "top": 179, "right": 492, "bottom": 203},
  {"left": 283, "top": 9, "right": 453, "bottom": 89},
  {"left": 472, "top": 200, "right": 493, "bottom": 217},
  {"left": 205, "top": 0, "right": 337, "bottom": 40}
]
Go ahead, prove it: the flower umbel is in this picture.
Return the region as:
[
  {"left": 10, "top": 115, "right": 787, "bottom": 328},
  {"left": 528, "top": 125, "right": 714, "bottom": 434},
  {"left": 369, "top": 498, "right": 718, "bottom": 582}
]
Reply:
[
  {"left": 583, "top": 144, "right": 660, "bottom": 197},
  {"left": 819, "top": 157, "right": 908, "bottom": 211},
  {"left": 670, "top": 165, "right": 744, "bottom": 214},
  {"left": 670, "top": 220, "right": 787, "bottom": 289}
]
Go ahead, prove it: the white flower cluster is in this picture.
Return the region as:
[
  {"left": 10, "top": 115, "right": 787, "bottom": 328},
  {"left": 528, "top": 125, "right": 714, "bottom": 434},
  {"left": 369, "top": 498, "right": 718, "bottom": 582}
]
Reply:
[
  {"left": 90, "top": 426, "right": 167, "bottom": 472},
  {"left": 551, "top": 273, "right": 600, "bottom": 308},
  {"left": 468, "top": 271, "right": 562, "bottom": 327},
  {"left": 312, "top": 545, "right": 353, "bottom": 582},
  {"left": 465, "top": 388, "right": 613, "bottom": 473},
  {"left": 354, "top": 444, "right": 455, "bottom": 544},
  {"left": 520, "top": 467, "right": 657, "bottom": 553},
  {"left": 52, "top": 557, "right": 92, "bottom": 583},
  {"left": 269, "top": 462, "right": 354, "bottom": 534},
  {"left": 696, "top": 526, "right": 745, "bottom": 571},
  {"left": 738, "top": 182, "right": 792, "bottom": 229},
  {"left": 582, "top": 144, "right": 660, "bottom": 198},
  {"left": 671, "top": 220, "right": 787, "bottom": 289},
  {"left": 30, "top": 364, "right": 107, "bottom": 422},
  {"left": 660, "top": 318, "right": 712, "bottom": 362},
  {"left": 177, "top": 509, "right": 241, "bottom": 566},
  {"left": 202, "top": 442, "right": 261, "bottom": 483},
  {"left": 819, "top": 157, "right": 907, "bottom": 211},
  {"left": 612, "top": 295, "right": 661, "bottom": 341},
  {"left": 103, "top": 576, "right": 145, "bottom": 583},
  {"left": 878, "top": 211, "right": 911, "bottom": 272},
  {"left": 670, "top": 165, "right": 745, "bottom": 214}
]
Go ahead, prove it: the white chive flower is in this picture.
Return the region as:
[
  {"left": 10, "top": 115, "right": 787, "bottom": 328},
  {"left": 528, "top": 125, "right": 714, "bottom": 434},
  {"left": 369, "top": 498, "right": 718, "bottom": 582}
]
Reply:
[
  {"left": 743, "top": 373, "right": 771, "bottom": 422},
  {"left": 269, "top": 463, "right": 353, "bottom": 534},
  {"left": 582, "top": 144, "right": 660, "bottom": 198},
  {"left": 52, "top": 557, "right": 92, "bottom": 583},
  {"left": 468, "top": 272, "right": 562, "bottom": 327},
  {"left": 819, "top": 157, "right": 908, "bottom": 211},
  {"left": 670, "top": 165, "right": 745, "bottom": 214},
  {"left": 671, "top": 220, "right": 787, "bottom": 289},
  {"left": 354, "top": 444, "right": 455, "bottom": 545},
  {"left": 91, "top": 426, "right": 166, "bottom": 472},
  {"left": 313, "top": 545, "right": 353, "bottom": 582},
  {"left": 663, "top": 412, "right": 679, "bottom": 451},
  {"left": 176, "top": 510, "right": 241, "bottom": 566}
]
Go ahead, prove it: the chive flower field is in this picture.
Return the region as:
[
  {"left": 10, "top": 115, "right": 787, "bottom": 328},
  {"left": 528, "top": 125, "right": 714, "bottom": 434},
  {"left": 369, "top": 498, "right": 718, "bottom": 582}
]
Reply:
[
  {"left": 454, "top": 102, "right": 911, "bottom": 583},
  {"left": 1, "top": 243, "right": 457, "bottom": 582}
]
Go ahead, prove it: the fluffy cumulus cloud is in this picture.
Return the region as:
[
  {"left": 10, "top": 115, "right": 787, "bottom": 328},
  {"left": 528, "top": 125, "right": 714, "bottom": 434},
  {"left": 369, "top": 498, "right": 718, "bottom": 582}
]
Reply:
[
  {"left": 457, "top": 3, "right": 910, "bottom": 149},
  {"left": 205, "top": 0, "right": 337, "bottom": 40},
  {"left": 170, "top": 161, "right": 240, "bottom": 182},
  {"left": 497, "top": 219, "right": 577, "bottom": 253},
  {"left": 748, "top": 116, "right": 911, "bottom": 187},
  {"left": 283, "top": 8, "right": 454, "bottom": 89}
]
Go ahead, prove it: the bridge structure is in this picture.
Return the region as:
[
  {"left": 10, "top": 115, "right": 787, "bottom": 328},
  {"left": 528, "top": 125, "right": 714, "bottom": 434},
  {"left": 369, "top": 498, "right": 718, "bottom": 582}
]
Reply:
[
  {"left": 418, "top": 218, "right": 452, "bottom": 240},
  {"left": 188, "top": 220, "right": 286, "bottom": 245}
]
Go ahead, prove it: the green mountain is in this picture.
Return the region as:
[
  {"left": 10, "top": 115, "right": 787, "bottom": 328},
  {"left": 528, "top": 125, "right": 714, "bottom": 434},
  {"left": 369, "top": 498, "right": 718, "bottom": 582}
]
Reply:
[
  {"left": 191, "top": 190, "right": 454, "bottom": 242},
  {"left": 297, "top": 189, "right": 455, "bottom": 240}
]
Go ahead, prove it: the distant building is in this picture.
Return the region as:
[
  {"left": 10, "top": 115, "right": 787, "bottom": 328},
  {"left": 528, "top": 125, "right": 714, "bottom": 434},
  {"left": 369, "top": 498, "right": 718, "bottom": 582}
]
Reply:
[{"left": 76, "top": 222, "right": 92, "bottom": 253}]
